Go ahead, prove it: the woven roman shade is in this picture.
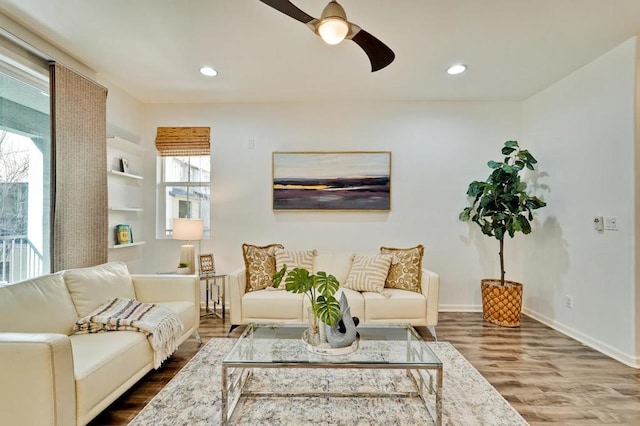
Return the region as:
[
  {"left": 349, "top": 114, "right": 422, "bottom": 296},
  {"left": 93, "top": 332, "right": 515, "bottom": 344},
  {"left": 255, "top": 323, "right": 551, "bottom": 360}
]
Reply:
[
  {"left": 155, "top": 127, "right": 210, "bottom": 156},
  {"left": 50, "top": 62, "right": 108, "bottom": 271}
]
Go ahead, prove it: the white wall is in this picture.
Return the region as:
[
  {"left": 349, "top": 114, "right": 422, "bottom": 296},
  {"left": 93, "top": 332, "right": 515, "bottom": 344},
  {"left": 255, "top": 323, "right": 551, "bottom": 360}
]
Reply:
[
  {"left": 102, "top": 80, "right": 145, "bottom": 141},
  {"left": 522, "top": 37, "right": 638, "bottom": 366},
  {"left": 140, "top": 101, "right": 522, "bottom": 309}
]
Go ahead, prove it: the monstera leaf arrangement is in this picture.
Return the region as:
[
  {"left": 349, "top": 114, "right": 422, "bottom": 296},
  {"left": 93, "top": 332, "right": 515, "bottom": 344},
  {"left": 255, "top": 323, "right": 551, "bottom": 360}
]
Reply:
[
  {"left": 273, "top": 265, "right": 341, "bottom": 326},
  {"left": 459, "top": 140, "right": 547, "bottom": 286}
]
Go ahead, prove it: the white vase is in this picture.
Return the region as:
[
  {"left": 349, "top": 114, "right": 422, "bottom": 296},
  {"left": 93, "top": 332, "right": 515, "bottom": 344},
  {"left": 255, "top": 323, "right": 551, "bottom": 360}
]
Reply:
[
  {"left": 319, "top": 319, "right": 328, "bottom": 343},
  {"left": 304, "top": 307, "right": 320, "bottom": 346}
]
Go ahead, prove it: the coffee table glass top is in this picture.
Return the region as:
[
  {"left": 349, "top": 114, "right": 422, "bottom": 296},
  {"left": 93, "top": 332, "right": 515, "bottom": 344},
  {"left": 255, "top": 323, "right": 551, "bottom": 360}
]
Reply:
[{"left": 224, "top": 323, "right": 442, "bottom": 367}]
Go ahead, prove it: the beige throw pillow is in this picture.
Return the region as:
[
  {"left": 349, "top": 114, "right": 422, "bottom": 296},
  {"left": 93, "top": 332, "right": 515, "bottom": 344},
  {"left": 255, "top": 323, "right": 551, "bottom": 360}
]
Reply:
[
  {"left": 274, "top": 248, "right": 317, "bottom": 288},
  {"left": 62, "top": 261, "right": 136, "bottom": 318},
  {"left": 380, "top": 245, "right": 425, "bottom": 293},
  {"left": 343, "top": 253, "right": 393, "bottom": 293},
  {"left": 242, "top": 243, "right": 284, "bottom": 292}
]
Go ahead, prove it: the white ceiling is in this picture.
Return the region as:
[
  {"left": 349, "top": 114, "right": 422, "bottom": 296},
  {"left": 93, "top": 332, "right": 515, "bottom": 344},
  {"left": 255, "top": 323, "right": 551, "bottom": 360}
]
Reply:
[{"left": 2, "top": 0, "right": 640, "bottom": 104}]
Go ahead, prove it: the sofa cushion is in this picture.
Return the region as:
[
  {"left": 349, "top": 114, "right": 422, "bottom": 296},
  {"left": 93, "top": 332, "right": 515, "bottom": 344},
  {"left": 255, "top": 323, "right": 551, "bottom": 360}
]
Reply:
[
  {"left": 380, "top": 245, "right": 424, "bottom": 293},
  {"left": 274, "top": 248, "right": 316, "bottom": 287},
  {"left": 0, "top": 273, "right": 79, "bottom": 335},
  {"left": 242, "top": 243, "right": 284, "bottom": 292},
  {"left": 154, "top": 301, "right": 196, "bottom": 336},
  {"left": 63, "top": 262, "right": 136, "bottom": 318},
  {"left": 362, "top": 289, "right": 427, "bottom": 323},
  {"left": 70, "top": 331, "right": 153, "bottom": 422},
  {"left": 343, "top": 253, "right": 393, "bottom": 293},
  {"left": 242, "top": 289, "right": 304, "bottom": 321},
  {"left": 314, "top": 251, "right": 354, "bottom": 285}
]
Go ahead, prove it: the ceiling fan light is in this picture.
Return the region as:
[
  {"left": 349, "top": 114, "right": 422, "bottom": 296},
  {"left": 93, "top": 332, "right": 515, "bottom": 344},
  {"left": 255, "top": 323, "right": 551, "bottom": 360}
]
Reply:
[{"left": 318, "top": 18, "right": 349, "bottom": 45}]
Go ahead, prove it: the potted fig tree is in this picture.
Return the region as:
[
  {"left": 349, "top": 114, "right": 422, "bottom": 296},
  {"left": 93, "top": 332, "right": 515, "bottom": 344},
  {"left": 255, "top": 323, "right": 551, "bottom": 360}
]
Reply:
[{"left": 459, "top": 140, "right": 546, "bottom": 327}]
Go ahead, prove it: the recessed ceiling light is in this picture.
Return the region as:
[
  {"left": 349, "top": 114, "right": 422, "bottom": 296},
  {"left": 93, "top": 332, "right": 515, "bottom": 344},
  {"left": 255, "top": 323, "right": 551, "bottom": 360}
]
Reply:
[
  {"left": 447, "top": 64, "right": 467, "bottom": 75},
  {"left": 199, "top": 66, "right": 218, "bottom": 77}
]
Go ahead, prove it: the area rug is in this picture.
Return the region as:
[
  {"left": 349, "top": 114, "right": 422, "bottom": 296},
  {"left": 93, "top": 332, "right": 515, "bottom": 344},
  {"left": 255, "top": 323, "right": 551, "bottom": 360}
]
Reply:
[{"left": 129, "top": 339, "right": 528, "bottom": 425}]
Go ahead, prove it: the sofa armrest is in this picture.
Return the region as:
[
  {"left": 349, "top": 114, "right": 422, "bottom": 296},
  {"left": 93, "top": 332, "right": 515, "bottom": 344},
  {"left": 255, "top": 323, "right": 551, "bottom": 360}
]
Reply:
[
  {"left": 421, "top": 269, "right": 440, "bottom": 326},
  {"left": 228, "top": 268, "right": 247, "bottom": 325},
  {"left": 0, "top": 333, "right": 76, "bottom": 426}
]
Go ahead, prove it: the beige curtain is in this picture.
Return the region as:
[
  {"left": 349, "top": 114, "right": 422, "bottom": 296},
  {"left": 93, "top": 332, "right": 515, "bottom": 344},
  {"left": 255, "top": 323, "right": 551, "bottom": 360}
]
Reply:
[{"left": 50, "top": 62, "right": 108, "bottom": 271}]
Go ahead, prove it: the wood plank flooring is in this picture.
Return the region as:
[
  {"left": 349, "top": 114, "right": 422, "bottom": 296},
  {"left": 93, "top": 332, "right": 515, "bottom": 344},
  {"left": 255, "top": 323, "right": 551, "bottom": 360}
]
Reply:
[{"left": 88, "top": 311, "right": 640, "bottom": 425}]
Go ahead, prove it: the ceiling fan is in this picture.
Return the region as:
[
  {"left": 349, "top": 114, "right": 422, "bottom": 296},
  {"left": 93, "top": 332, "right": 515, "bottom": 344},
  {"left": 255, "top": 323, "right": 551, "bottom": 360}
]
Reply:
[{"left": 258, "top": 0, "right": 395, "bottom": 72}]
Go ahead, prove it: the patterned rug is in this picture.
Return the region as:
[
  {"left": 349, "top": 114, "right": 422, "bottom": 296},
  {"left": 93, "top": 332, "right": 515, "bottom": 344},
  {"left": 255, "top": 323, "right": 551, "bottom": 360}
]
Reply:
[{"left": 129, "top": 339, "right": 528, "bottom": 425}]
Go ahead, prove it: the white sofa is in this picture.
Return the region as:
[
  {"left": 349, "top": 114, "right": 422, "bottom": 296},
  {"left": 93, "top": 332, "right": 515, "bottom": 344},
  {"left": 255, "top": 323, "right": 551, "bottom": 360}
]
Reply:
[
  {"left": 229, "top": 251, "right": 440, "bottom": 336},
  {"left": 0, "top": 261, "right": 200, "bottom": 426}
]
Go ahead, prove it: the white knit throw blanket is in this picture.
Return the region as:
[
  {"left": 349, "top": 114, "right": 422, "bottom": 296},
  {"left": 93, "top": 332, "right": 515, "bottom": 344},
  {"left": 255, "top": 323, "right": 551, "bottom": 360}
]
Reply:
[{"left": 73, "top": 298, "right": 184, "bottom": 369}]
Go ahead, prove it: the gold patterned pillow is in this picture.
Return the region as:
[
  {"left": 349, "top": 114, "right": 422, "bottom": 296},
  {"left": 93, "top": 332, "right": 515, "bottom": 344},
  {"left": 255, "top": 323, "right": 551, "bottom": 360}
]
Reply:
[
  {"left": 380, "top": 245, "right": 424, "bottom": 293},
  {"left": 242, "top": 243, "right": 284, "bottom": 292},
  {"left": 343, "top": 253, "right": 393, "bottom": 293}
]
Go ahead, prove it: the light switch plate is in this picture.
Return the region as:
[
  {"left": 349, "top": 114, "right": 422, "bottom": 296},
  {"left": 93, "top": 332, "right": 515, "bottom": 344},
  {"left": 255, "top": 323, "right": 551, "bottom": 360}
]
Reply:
[{"left": 604, "top": 216, "right": 618, "bottom": 230}]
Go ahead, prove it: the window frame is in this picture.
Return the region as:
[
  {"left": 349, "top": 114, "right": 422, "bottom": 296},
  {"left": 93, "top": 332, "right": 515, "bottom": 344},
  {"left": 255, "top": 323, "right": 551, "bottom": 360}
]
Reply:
[
  {"left": 157, "top": 155, "right": 211, "bottom": 239},
  {"left": 0, "top": 59, "right": 51, "bottom": 282}
]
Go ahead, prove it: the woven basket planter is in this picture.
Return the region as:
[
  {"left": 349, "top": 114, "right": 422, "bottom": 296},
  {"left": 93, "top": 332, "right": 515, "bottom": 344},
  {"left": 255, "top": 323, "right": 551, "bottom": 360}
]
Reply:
[{"left": 481, "top": 279, "right": 523, "bottom": 327}]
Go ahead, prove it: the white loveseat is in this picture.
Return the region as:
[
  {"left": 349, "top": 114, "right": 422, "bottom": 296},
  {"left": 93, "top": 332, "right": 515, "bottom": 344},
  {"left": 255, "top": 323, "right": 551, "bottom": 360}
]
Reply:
[
  {"left": 0, "top": 261, "right": 200, "bottom": 426},
  {"left": 229, "top": 250, "right": 440, "bottom": 336}
]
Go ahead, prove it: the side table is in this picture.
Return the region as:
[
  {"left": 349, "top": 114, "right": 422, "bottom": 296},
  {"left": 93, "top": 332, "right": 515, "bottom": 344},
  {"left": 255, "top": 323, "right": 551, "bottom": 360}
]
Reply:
[{"left": 201, "top": 273, "right": 227, "bottom": 322}]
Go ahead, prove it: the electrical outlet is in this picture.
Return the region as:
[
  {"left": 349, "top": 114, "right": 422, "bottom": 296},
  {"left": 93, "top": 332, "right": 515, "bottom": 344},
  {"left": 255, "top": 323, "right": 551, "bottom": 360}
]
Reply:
[
  {"left": 248, "top": 139, "right": 255, "bottom": 149},
  {"left": 565, "top": 295, "right": 574, "bottom": 309}
]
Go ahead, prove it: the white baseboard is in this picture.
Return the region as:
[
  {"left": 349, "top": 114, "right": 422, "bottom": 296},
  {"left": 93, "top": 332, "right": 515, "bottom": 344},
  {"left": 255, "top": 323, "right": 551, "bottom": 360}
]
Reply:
[
  {"left": 522, "top": 308, "right": 640, "bottom": 369},
  {"left": 439, "top": 304, "right": 482, "bottom": 312}
]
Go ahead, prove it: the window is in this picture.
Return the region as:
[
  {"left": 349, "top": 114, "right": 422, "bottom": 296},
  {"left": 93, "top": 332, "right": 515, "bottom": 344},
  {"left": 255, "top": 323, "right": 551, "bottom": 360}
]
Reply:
[
  {"left": 158, "top": 155, "right": 211, "bottom": 238},
  {"left": 0, "top": 66, "right": 51, "bottom": 283},
  {"left": 155, "top": 127, "right": 211, "bottom": 239}
]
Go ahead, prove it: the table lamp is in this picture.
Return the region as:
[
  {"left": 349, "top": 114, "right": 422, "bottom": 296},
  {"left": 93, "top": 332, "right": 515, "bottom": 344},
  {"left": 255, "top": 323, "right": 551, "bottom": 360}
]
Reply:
[{"left": 172, "top": 218, "right": 204, "bottom": 274}]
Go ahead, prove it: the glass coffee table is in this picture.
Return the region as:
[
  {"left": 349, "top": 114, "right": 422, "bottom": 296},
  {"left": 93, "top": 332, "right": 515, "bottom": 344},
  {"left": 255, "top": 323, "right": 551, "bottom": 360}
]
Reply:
[{"left": 221, "top": 323, "right": 443, "bottom": 425}]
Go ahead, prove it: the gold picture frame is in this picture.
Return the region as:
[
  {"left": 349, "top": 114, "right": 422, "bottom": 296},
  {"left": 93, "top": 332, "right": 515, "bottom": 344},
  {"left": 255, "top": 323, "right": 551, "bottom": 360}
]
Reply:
[
  {"left": 272, "top": 151, "right": 392, "bottom": 211},
  {"left": 199, "top": 253, "right": 215, "bottom": 274}
]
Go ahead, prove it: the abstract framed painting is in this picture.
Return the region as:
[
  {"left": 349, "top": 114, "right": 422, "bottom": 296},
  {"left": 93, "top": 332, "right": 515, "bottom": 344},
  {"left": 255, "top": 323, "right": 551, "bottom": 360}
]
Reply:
[{"left": 272, "top": 151, "right": 391, "bottom": 211}]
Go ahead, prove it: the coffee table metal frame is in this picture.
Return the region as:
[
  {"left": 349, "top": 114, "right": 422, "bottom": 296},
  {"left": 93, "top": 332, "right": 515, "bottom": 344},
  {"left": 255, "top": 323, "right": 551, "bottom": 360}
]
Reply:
[{"left": 221, "top": 323, "right": 443, "bottom": 425}]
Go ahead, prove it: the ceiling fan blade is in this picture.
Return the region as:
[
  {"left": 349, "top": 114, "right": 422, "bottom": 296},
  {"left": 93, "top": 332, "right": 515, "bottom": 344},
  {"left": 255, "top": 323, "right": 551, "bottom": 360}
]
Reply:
[
  {"left": 258, "top": 0, "right": 315, "bottom": 24},
  {"left": 348, "top": 27, "right": 395, "bottom": 72}
]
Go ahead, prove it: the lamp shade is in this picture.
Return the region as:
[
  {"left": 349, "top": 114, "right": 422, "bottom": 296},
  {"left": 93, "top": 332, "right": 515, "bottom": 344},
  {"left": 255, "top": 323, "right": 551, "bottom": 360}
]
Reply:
[{"left": 172, "top": 218, "right": 203, "bottom": 241}]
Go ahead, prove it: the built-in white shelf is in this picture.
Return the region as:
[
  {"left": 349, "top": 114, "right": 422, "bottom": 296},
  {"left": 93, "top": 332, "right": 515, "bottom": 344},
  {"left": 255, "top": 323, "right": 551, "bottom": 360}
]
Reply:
[
  {"left": 107, "top": 136, "right": 143, "bottom": 153},
  {"left": 109, "top": 207, "right": 144, "bottom": 212},
  {"left": 108, "top": 169, "right": 143, "bottom": 180},
  {"left": 109, "top": 241, "right": 146, "bottom": 249},
  {"left": 107, "top": 135, "right": 145, "bottom": 257}
]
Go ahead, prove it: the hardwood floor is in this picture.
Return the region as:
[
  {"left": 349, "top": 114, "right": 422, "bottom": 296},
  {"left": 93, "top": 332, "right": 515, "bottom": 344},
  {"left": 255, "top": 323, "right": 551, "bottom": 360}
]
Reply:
[{"left": 89, "top": 311, "right": 640, "bottom": 425}]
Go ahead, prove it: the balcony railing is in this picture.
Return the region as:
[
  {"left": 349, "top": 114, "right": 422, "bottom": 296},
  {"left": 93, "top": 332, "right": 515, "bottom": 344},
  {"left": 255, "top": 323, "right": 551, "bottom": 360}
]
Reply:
[{"left": 0, "top": 235, "right": 43, "bottom": 284}]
